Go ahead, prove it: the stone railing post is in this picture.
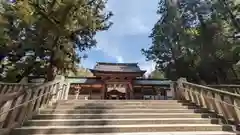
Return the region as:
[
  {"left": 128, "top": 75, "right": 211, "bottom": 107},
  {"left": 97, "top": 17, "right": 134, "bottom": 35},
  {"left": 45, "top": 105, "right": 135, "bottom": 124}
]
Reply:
[
  {"left": 0, "top": 79, "right": 68, "bottom": 135},
  {"left": 56, "top": 75, "right": 69, "bottom": 100},
  {"left": 75, "top": 89, "right": 80, "bottom": 100},
  {"left": 178, "top": 79, "right": 240, "bottom": 128},
  {"left": 175, "top": 78, "right": 187, "bottom": 100},
  {"left": 64, "top": 82, "right": 70, "bottom": 100}
]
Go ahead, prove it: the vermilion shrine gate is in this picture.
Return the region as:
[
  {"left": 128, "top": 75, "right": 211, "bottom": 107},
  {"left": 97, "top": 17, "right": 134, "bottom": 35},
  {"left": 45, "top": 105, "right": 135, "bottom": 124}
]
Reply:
[{"left": 67, "top": 62, "right": 172, "bottom": 100}]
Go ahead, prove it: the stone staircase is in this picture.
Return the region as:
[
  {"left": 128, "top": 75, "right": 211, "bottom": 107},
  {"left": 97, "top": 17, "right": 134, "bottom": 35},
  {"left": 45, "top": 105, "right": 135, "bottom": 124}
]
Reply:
[{"left": 11, "top": 100, "right": 239, "bottom": 135}]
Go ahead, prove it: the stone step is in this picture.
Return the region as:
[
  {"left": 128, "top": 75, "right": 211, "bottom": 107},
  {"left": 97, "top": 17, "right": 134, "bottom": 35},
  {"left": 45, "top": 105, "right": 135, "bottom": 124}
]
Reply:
[
  {"left": 53, "top": 101, "right": 193, "bottom": 105},
  {"left": 12, "top": 131, "right": 239, "bottom": 135},
  {"left": 12, "top": 124, "right": 235, "bottom": 134},
  {"left": 57, "top": 100, "right": 182, "bottom": 103},
  {"left": 24, "top": 118, "right": 220, "bottom": 126},
  {"left": 33, "top": 113, "right": 217, "bottom": 119},
  {"left": 47, "top": 105, "right": 197, "bottom": 109},
  {"left": 39, "top": 108, "right": 208, "bottom": 114},
  {"left": 53, "top": 104, "right": 195, "bottom": 108},
  {"left": 55, "top": 101, "right": 192, "bottom": 106}
]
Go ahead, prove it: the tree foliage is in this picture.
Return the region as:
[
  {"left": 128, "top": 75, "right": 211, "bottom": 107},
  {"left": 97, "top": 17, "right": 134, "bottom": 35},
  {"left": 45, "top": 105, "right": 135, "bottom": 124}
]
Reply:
[
  {"left": 65, "top": 66, "right": 93, "bottom": 77},
  {"left": 142, "top": 0, "right": 240, "bottom": 84},
  {"left": 0, "top": 0, "right": 112, "bottom": 82},
  {"left": 148, "top": 70, "right": 165, "bottom": 79}
]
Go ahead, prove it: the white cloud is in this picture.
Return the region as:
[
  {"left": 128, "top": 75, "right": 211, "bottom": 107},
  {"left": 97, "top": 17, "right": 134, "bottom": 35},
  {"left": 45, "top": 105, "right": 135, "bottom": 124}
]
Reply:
[
  {"left": 116, "top": 56, "right": 124, "bottom": 63},
  {"left": 95, "top": 33, "right": 122, "bottom": 61},
  {"left": 102, "top": 0, "right": 158, "bottom": 37},
  {"left": 110, "top": 16, "right": 151, "bottom": 37},
  {"left": 126, "top": 17, "right": 150, "bottom": 35},
  {"left": 85, "top": 0, "right": 159, "bottom": 73},
  {"left": 130, "top": 18, "right": 149, "bottom": 33},
  {"left": 138, "top": 59, "right": 156, "bottom": 76}
]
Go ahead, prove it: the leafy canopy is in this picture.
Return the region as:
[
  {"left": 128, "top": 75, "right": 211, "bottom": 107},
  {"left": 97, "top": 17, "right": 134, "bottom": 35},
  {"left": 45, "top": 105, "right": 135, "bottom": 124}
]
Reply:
[
  {"left": 142, "top": 0, "right": 240, "bottom": 84},
  {"left": 0, "top": 0, "right": 112, "bottom": 82}
]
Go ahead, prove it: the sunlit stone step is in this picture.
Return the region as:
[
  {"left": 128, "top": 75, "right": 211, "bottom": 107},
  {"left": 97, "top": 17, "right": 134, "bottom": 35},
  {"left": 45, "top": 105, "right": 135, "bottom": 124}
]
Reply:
[
  {"left": 33, "top": 113, "right": 217, "bottom": 119},
  {"left": 56, "top": 100, "right": 188, "bottom": 105},
  {"left": 57, "top": 100, "right": 181, "bottom": 103},
  {"left": 10, "top": 100, "right": 237, "bottom": 135},
  {"left": 48, "top": 104, "right": 197, "bottom": 109},
  {"left": 39, "top": 108, "right": 208, "bottom": 114},
  {"left": 13, "top": 124, "right": 235, "bottom": 134},
  {"left": 24, "top": 118, "right": 219, "bottom": 126}
]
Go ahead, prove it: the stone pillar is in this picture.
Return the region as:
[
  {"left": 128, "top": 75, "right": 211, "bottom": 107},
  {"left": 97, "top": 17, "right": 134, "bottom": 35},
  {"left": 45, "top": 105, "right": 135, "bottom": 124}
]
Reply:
[
  {"left": 55, "top": 75, "right": 69, "bottom": 100},
  {"left": 176, "top": 78, "right": 187, "bottom": 100},
  {"left": 63, "top": 82, "right": 70, "bottom": 100},
  {"left": 75, "top": 89, "right": 80, "bottom": 100}
]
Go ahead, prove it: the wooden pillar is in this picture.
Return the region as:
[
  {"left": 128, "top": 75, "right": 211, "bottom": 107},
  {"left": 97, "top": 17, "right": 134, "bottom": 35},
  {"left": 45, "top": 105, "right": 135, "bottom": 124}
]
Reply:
[
  {"left": 89, "top": 88, "right": 92, "bottom": 100},
  {"left": 153, "top": 86, "right": 156, "bottom": 100},
  {"left": 101, "top": 83, "right": 106, "bottom": 99},
  {"left": 170, "top": 82, "right": 175, "bottom": 100},
  {"left": 141, "top": 86, "right": 143, "bottom": 100},
  {"left": 128, "top": 82, "right": 134, "bottom": 99},
  {"left": 125, "top": 85, "right": 129, "bottom": 99}
]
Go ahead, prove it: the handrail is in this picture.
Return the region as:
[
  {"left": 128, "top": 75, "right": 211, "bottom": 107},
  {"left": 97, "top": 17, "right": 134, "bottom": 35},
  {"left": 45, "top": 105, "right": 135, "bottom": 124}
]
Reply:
[
  {"left": 208, "top": 84, "right": 240, "bottom": 94},
  {"left": 0, "top": 79, "right": 64, "bottom": 109},
  {"left": 0, "top": 84, "right": 34, "bottom": 96},
  {"left": 0, "top": 79, "right": 68, "bottom": 135},
  {"left": 0, "top": 85, "right": 64, "bottom": 116},
  {"left": 0, "top": 91, "right": 25, "bottom": 104},
  {"left": 183, "top": 81, "right": 240, "bottom": 98},
  {"left": 176, "top": 78, "right": 240, "bottom": 126},
  {"left": 0, "top": 83, "right": 38, "bottom": 85},
  {"left": 209, "top": 84, "right": 240, "bottom": 88}
]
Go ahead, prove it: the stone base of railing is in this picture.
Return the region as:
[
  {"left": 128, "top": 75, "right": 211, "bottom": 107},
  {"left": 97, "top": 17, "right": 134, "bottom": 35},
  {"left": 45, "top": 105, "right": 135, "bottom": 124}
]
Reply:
[
  {"left": 182, "top": 99, "right": 239, "bottom": 132},
  {"left": 0, "top": 79, "right": 69, "bottom": 135}
]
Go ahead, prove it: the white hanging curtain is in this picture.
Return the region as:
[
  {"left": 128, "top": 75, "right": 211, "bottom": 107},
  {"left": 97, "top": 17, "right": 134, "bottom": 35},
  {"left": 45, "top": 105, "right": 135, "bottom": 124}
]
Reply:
[{"left": 107, "top": 84, "right": 127, "bottom": 93}]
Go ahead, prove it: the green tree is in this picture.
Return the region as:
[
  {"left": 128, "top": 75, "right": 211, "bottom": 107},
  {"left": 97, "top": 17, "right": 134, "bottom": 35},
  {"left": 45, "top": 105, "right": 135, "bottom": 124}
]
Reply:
[
  {"left": 66, "top": 66, "right": 93, "bottom": 77},
  {"left": 142, "top": 0, "right": 240, "bottom": 84},
  {"left": 0, "top": 0, "right": 112, "bottom": 82},
  {"left": 148, "top": 70, "right": 165, "bottom": 79}
]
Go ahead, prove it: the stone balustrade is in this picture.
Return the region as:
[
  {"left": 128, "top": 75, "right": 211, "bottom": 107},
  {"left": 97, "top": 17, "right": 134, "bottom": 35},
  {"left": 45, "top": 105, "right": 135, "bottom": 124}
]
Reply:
[
  {"left": 176, "top": 78, "right": 240, "bottom": 126},
  {"left": 0, "top": 80, "right": 68, "bottom": 135},
  {"left": 2, "top": 76, "right": 240, "bottom": 134},
  {"left": 208, "top": 84, "right": 240, "bottom": 94},
  {"left": 0, "top": 83, "right": 38, "bottom": 95}
]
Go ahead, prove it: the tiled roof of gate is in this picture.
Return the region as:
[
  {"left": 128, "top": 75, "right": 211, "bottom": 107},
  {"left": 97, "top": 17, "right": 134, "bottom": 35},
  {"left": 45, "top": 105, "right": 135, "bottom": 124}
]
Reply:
[
  {"left": 90, "top": 62, "right": 145, "bottom": 73},
  {"left": 66, "top": 77, "right": 172, "bottom": 86},
  {"left": 133, "top": 79, "right": 172, "bottom": 85},
  {"left": 66, "top": 77, "right": 102, "bottom": 84}
]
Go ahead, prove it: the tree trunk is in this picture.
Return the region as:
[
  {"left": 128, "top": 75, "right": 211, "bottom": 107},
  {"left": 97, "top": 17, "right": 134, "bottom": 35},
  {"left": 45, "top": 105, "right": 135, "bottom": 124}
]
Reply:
[
  {"left": 46, "top": 34, "right": 59, "bottom": 82},
  {"left": 214, "top": 70, "right": 221, "bottom": 84},
  {"left": 46, "top": 50, "right": 58, "bottom": 82},
  {"left": 231, "top": 66, "right": 239, "bottom": 80},
  {"left": 46, "top": 63, "right": 57, "bottom": 81}
]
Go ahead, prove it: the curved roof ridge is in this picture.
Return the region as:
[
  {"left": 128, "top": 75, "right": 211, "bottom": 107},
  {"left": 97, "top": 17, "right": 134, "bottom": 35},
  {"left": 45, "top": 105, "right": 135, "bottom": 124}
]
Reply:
[{"left": 97, "top": 62, "right": 138, "bottom": 66}]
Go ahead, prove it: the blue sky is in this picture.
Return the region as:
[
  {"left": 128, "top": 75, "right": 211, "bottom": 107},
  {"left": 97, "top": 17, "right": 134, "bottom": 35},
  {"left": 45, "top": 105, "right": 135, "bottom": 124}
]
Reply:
[{"left": 81, "top": 0, "right": 159, "bottom": 75}]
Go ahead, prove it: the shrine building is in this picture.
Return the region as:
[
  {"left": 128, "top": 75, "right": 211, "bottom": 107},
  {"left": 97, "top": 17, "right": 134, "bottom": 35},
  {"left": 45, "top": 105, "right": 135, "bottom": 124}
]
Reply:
[{"left": 67, "top": 62, "right": 173, "bottom": 100}]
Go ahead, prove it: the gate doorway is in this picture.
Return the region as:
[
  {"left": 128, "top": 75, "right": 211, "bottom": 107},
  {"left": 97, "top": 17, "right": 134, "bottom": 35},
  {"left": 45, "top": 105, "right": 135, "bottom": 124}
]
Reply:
[
  {"left": 106, "top": 89, "right": 126, "bottom": 100},
  {"left": 106, "top": 83, "right": 127, "bottom": 100}
]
